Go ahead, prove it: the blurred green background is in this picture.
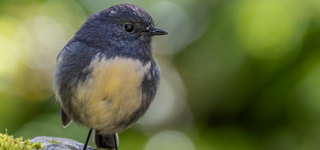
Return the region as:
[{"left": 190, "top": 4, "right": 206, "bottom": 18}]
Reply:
[{"left": 1, "top": 0, "right": 320, "bottom": 149}]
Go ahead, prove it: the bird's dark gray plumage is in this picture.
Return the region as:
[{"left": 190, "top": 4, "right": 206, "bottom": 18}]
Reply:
[{"left": 53, "top": 3, "right": 167, "bottom": 150}]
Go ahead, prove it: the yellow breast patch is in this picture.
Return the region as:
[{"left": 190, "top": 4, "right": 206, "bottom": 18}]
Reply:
[{"left": 74, "top": 55, "right": 151, "bottom": 131}]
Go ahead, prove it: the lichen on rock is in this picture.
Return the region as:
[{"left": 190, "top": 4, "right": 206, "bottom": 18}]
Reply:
[{"left": 31, "top": 136, "right": 94, "bottom": 150}]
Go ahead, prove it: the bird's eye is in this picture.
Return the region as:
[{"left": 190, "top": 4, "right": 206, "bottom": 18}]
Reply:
[{"left": 124, "top": 24, "right": 134, "bottom": 32}]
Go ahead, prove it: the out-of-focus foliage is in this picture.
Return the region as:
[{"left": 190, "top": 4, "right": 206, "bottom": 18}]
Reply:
[{"left": 0, "top": 0, "right": 320, "bottom": 149}]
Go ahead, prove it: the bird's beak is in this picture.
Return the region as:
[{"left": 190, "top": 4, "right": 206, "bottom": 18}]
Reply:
[{"left": 148, "top": 27, "right": 168, "bottom": 36}]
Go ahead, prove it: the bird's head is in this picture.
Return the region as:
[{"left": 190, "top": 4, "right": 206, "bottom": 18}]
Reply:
[{"left": 76, "top": 4, "right": 168, "bottom": 48}]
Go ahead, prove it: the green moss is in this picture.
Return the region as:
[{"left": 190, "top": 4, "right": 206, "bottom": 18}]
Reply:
[
  {"left": 0, "top": 129, "right": 44, "bottom": 150},
  {"left": 48, "top": 140, "right": 61, "bottom": 144}
]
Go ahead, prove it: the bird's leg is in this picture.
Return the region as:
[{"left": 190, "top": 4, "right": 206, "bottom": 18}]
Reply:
[
  {"left": 83, "top": 129, "right": 93, "bottom": 150},
  {"left": 114, "top": 134, "right": 118, "bottom": 150}
]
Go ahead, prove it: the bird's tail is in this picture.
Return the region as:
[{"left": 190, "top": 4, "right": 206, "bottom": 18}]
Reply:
[{"left": 93, "top": 130, "right": 119, "bottom": 150}]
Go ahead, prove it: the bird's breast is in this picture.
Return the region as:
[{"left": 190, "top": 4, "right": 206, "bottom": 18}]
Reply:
[{"left": 72, "top": 55, "right": 151, "bottom": 132}]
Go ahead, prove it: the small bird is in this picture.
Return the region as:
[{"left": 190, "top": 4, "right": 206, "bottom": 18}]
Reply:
[{"left": 53, "top": 3, "right": 167, "bottom": 150}]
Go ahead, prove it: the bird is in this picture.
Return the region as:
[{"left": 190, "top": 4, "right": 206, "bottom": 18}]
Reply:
[{"left": 53, "top": 3, "right": 167, "bottom": 150}]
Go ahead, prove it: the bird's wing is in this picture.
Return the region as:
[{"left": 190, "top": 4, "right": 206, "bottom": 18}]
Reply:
[
  {"left": 56, "top": 44, "right": 70, "bottom": 62},
  {"left": 56, "top": 38, "right": 79, "bottom": 62},
  {"left": 60, "top": 108, "right": 72, "bottom": 128},
  {"left": 56, "top": 41, "right": 75, "bottom": 127},
  {"left": 56, "top": 40, "right": 96, "bottom": 127}
]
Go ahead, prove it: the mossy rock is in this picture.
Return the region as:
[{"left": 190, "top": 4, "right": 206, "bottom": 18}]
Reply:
[
  {"left": 31, "top": 136, "right": 94, "bottom": 150},
  {"left": 0, "top": 129, "right": 43, "bottom": 150},
  {"left": 0, "top": 129, "right": 94, "bottom": 150}
]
